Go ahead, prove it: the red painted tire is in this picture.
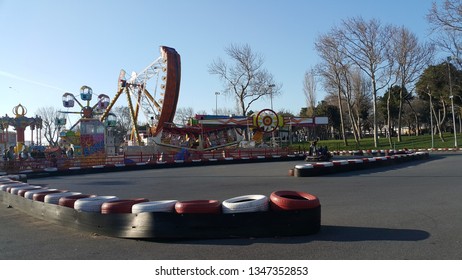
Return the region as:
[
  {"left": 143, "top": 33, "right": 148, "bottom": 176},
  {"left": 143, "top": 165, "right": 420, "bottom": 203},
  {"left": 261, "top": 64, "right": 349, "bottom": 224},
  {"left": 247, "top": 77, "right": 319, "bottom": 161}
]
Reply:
[
  {"left": 58, "top": 194, "right": 95, "bottom": 208},
  {"left": 18, "top": 187, "right": 43, "bottom": 197},
  {"left": 32, "top": 190, "right": 63, "bottom": 202},
  {"left": 270, "top": 190, "right": 320, "bottom": 211},
  {"left": 12, "top": 185, "right": 42, "bottom": 196},
  {"left": 175, "top": 200, "right": 221, "bottom": 214},
  {"left": 101, "top": 198, "right": 149, "bottom": 214}
]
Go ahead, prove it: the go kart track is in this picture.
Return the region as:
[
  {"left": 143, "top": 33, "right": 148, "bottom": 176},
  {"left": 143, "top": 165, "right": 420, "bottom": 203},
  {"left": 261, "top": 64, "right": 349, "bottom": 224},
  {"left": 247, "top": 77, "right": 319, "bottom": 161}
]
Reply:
[{"left": 1, "top": 152, "right": 462, "bottom": 259}]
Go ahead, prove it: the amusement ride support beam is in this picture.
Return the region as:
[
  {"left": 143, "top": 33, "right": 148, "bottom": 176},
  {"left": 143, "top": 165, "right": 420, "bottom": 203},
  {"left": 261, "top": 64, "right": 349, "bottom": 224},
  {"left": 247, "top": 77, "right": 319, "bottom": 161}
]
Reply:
[
  {"left": 100, "top": 86, "right": 124, "bottom": 122},
  {"left": 125, "top": 87, "right": 142, "bottom": 145}
]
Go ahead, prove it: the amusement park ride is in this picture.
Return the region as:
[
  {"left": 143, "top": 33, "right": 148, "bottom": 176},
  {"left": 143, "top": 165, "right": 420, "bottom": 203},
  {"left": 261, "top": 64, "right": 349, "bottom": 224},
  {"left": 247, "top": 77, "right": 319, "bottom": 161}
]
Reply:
[
  {"left": 1, "top": 104, "right": 43, "bottom": 154},
  {"left": 57, "top": 46, "right": 328, "bottom": 159},
  {"left": 59, "top": 85, "right": 117, "bottom": 158}
]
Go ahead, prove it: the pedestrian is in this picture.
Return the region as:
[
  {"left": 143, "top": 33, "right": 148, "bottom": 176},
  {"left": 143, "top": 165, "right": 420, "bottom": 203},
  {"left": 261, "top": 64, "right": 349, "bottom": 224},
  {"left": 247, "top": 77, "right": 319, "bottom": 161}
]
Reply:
[
  {"left": 66, "top": 147, "right": 74, "bottom": 159},
  {"left": 7, "top": 146, "right": 15, "bottom": 161}
]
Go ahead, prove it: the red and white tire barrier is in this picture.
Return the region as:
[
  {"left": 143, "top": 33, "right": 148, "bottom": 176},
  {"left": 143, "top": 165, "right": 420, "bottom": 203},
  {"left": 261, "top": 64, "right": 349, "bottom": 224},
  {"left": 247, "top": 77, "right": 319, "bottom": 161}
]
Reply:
[
  {"left": 74, "top": 196, "right": 119, "bottom": 212},
  {"left": 295, "top": 152, "right": 429, "bottom": 177}
]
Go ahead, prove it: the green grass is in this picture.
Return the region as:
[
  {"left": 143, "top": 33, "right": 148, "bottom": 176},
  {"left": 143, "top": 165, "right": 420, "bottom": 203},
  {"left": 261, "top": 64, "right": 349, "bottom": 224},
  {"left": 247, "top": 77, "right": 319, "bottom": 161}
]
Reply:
[{"left": 289, "top": 133, "right": 461, "bottom": 151}]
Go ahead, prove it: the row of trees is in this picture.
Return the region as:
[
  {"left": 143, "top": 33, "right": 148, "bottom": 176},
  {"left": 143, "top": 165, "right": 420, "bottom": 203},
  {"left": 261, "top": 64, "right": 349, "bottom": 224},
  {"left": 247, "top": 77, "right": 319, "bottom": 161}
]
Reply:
[
  {"left": 310, "top": 17, "right": 434, "bottom": 148},
  {"left": 205, "top": 2, "right": 462, "bottom": 148},
  {"left": 308, "top": 0, "right": 462, "bottom": 148}
]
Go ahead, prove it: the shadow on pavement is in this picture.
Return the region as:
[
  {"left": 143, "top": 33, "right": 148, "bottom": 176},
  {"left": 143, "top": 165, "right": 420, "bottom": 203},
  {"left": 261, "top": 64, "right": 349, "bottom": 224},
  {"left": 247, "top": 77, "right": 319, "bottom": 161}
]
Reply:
[{"left": 149, "top": 225, "right": 430, "bottom": 245}]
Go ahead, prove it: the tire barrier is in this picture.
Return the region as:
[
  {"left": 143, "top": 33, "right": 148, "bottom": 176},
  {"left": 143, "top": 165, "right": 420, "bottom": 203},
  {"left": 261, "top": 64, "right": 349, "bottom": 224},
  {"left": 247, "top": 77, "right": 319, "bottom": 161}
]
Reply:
[
  {"left": 0, "top": 175, "right": 27, "bottom": 183},
  {"left": 270, "top": 190, "right": 320, "bottom": 211},
  {"left": 18, "top": 186, "right": 44, "bottom": 197},
  {"left": 74, "top": 196, "right": 119, "bottom": 212},
  {"left": 44, "top": 192, "right": 82, "bottom": 204},
  {"left": 24, "top": 188, "right": 58, "bottom": 200},
  {"left": 33, "top": 190, "right": 64, "bottom": 202},
  {"left": 174, "top": 200, "right": 222, "bottom": 214},
  {"left": 101, "top": 198, "right": 149, "bottom": 214},
  {"left": 10, "top": 185, "right": 41, "bottom": 195},
  {"left": 221, "top": 195, "right": 269, "bottom": 214},
  {"left": 0, "top": 178, "right": 13, "bottom": 183},
  {"left": 58, "top": 194, "right": 95, "bottom": 208},
  {"left": 296, "top": 152, "right": 429, "bottom": 177},
  {"left": 1, "top": 182, "right": 28, "bottom": 192},
  {"left": 1, "top": 174, "right": 321, "bottom": 239},
  {"left": 132, "top": 200, "right": 178, "bottom": 213}
]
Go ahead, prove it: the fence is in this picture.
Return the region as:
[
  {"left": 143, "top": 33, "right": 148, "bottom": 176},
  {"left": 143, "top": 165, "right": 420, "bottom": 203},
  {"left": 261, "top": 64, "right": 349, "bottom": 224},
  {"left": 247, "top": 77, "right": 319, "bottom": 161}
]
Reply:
[{"left": 0, "top": 147, "right": 305, "bottom": 174}]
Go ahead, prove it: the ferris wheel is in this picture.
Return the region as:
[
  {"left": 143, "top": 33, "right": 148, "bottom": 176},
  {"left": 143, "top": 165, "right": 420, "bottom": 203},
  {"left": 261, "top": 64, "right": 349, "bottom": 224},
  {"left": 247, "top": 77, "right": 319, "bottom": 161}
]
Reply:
[
  {"left": 61, "top": 85, "right": 116, "bottom": 130},
  {"left": 100, "top": 46, "right": 181, "bottom": 145}
]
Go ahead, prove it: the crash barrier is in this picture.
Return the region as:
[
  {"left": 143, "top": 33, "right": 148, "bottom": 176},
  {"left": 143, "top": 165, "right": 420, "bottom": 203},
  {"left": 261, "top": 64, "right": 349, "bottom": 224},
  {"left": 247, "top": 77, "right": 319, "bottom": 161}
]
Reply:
[
  {"left": 332, "top": 148, "right": 459, "bottom": 156},
  {"left": 1, "top": 179, "right": 320, "bottom": 239},
  {"left": 0, "top": 149, "right": 305, "bottom": 178},
  {"left": 293, "top": 152, "right": 430, "bottom": 177}
]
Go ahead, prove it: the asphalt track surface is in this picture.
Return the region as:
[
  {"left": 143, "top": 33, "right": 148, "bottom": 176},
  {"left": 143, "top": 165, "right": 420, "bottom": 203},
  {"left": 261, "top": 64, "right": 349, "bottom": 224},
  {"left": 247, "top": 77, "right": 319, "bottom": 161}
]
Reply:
[{"left": 1, "top": 153, "right": 462, "bottom": 260}]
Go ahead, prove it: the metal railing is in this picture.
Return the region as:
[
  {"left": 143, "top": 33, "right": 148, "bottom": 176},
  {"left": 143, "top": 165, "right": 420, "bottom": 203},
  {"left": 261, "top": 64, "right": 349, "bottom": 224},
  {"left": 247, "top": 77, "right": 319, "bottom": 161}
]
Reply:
[{"left": 1, "top": 147, "right": 304, "bottom": 174}]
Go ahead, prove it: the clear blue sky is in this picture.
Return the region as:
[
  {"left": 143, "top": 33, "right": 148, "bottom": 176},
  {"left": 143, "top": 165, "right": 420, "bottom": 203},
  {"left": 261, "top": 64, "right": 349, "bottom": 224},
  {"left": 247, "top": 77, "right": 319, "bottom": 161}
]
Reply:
[{"left": 0, "top": 0, "right": 436, "bottom": 138}]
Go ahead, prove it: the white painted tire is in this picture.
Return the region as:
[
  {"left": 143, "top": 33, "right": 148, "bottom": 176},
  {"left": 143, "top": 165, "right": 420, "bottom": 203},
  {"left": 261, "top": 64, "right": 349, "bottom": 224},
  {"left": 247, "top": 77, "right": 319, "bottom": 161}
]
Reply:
[
  {"left": 44, "top": 192, "right": 82, "bottom": 204},
  {"left": 0, "top": 178, "right": 13, "bottom": 183},
  {"left": 74, "top": 196, "right": 119, "bottom": 212},
  {"left": 132, "top": 200, "right": 178, "bottom": 213},
  {"left": 9, "top": 185, "right": 41, "bottom": 195},
  {"left": 0, "top": 182, "right": 28, "bottom": 192},
  {"left": 44, "top": 167, "right": 58, "bottom": 172},
  {"left": 24, "top": 188, "right": 57, "bottom": 200},
  {"left": 221, "top": 194, "right": 269, "bottom": 214}
]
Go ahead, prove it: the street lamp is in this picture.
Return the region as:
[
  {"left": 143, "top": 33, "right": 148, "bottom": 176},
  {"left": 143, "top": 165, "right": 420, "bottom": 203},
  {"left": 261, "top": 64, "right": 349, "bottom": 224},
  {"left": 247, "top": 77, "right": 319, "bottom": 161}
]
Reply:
[
  {"left": 215, "top": 92, "right": 220, "bottom": 115},
  {"left": 267, "top": 84, "right": 276, "bottom": 146},
  {"left": 448, "top": 57, "right": 458, "bottom": 148},
  {"left": 268, "top": 84, "right": 275, "bottom": 110},
  {"left": 427, "top": 85, "right": 434, "bottom": 149}
]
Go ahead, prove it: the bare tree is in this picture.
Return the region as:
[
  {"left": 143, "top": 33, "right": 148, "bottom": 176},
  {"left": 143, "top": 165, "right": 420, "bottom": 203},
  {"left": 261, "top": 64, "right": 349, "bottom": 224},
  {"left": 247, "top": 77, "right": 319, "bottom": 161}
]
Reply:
[
  {"left": 343, "top": 65, "right": 367, "bottom": 144},
  {"left": 35, "top": 107, "right": 65, "bottom": 146},
  {"left": 428, "top": 0, "right": 462, "bottom": 32},
  {"left": 209, "top": 43, "right": 280, "bottom": 115},
  {"left": 215, "top": 107, "right": 235, "bottom": 116},
  {"left": 390, "top": 26, "right": 435, "bottom": 142},
  {"left": 351, "top": 68, "right": 372, "bottom": 137},
  {"left": 174, "top": 107, "right": 195, "bottom": 125},
  {"left": 427, "top": 0, "right": 462, "bottom": 66},
  {"left": 337, "top": 17, "right": 393, "bottom": 147},
  {"left": 111, "top": 106, "right": 132, "bottom": 145},
  {"left": 303, "top": 68, "right": 317, "bottom": 117},
  {"left": 315, "top": 32, "right": 349, "bottom": 145}
]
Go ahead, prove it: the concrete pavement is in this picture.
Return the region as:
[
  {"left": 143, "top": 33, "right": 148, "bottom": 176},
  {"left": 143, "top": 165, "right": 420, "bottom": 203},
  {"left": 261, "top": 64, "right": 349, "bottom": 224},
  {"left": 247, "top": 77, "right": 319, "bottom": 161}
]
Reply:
[{"left": 1, "top": 153, "right": 461, "bottom": 259}]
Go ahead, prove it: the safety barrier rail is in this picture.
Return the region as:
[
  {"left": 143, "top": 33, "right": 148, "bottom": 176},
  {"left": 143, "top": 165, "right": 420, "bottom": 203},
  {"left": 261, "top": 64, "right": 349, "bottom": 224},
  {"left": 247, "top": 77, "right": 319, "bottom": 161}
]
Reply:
[{"left": 0, "top": 147, "right": 304, "bottom": 174}]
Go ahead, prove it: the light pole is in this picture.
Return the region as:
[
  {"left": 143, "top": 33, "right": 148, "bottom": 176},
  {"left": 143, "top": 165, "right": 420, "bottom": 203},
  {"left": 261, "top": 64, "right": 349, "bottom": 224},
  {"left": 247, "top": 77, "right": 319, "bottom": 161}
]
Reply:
[
  {"left": 215, "top": 92, "right": 220, "bottom": 115},
  {"left": 268, "top": 84, "right": 275, "bottom": 110},
  {"left": 427, "top": 85, "right": 434, "bottom": 149},
  {"left": 448, "top": 57, "right": 458, "bottom": 148},
  {"left": 267, "top": 84, "right": 276, "bottom": 146}
]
